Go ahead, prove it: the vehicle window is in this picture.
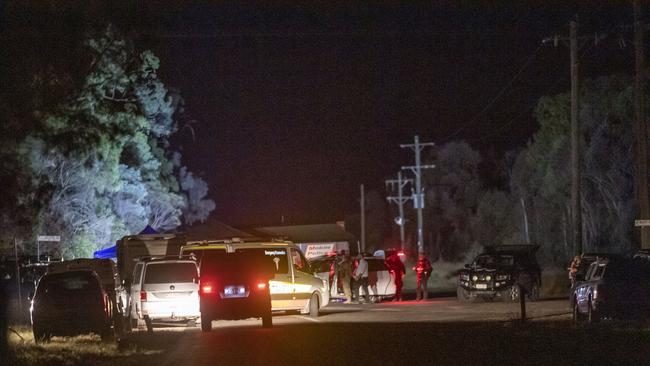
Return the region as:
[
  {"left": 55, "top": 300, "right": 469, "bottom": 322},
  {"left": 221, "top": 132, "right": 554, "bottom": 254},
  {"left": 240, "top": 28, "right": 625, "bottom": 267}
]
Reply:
[
  {"left": 309, "top": 259, "right": 334, "bottom": 273},
  {"left": 42, "top": 273, "right": 99, "bottom": 292},
  {"left": 292, "top": 249, "right": 309, "bottom": 272},
  {"left": 133, "top": 263, "right": 144, "bottom": 285},
  {"left": 474, "top": 254, "right": 513, "bottom": 268},
  {"left": 200, "top": 248, "right": 289, "bottom": 275},
  {"left": 591, "top": 264, "right": 606, "bottom": 280},
  {"left": 367, "top": 259, "right": 388, "bottom": 272},
  {"left": 144, "top": 262, "right": 198, "bottom": 284}
]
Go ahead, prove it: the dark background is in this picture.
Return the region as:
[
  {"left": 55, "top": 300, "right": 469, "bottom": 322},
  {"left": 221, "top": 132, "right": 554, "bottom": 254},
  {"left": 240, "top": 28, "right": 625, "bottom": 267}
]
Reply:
[{"left": 0, "top": 1, "right": 636, "bottom": 226}]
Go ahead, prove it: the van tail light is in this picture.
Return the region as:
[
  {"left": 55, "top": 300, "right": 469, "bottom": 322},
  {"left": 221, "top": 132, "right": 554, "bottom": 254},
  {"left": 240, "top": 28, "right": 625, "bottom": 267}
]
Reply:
[
  {"left": 397, "top": 252, "right": 405, "bottom": 257},
  {"left": 593, "top": 285, "right": 605, "bottom": 300},
  {"left": 257, "top": 282, "right": 267, "bottom": 290},
  {"left": 140, "top": 290, "right": 147, "bottom": 302},
  {"left": 200, "top": 280, "right": 215, "bottom": 296}
]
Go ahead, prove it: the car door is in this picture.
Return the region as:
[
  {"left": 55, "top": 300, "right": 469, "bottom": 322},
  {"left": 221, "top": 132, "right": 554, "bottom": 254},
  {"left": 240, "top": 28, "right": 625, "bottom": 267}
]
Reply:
[
  {"left": 265, "top": 248, "right": 295, "bottom": 310},
  {"left": 290, "top": 248, "right": 313, "bottom": 309}
]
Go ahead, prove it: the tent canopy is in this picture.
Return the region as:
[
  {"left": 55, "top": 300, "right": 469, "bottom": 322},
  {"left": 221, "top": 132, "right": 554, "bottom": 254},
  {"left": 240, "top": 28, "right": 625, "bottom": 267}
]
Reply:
[{"left": 93, "top": 225, "right": 158, "bottom": 259}]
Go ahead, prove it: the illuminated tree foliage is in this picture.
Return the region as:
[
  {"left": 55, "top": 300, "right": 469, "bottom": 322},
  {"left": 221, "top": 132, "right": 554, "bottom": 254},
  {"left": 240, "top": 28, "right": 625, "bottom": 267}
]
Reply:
[{"left": 6, "top": 25, "right": 214, "bottom": 258}]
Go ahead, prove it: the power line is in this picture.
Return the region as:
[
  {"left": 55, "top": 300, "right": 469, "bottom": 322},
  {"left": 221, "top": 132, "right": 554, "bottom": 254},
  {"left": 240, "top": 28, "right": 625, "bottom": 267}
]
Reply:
[{"left": 441, "top": 44, "right": 543, "bottom": 143}]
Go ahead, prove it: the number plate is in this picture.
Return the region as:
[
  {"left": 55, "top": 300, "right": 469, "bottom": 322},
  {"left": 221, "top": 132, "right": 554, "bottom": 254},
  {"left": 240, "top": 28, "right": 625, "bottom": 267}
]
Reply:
[
  {"left": 223, "top": 285, "right": 247, "bottom": 298},
  {"left": 475, "top": 283, "right": 487, "bottom": 290}
]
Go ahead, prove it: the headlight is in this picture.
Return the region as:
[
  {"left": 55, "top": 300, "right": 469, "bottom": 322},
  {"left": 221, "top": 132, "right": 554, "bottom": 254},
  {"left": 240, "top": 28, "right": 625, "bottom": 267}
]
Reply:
[
  {"left": 485, "top": 275, "right": 492, "bottom": 281},
  {"left": 496, "top": 274, "right": 509, "bottom": 281},
  {"left": 471, "top": 275, "right": 478, "bottom": 281}
]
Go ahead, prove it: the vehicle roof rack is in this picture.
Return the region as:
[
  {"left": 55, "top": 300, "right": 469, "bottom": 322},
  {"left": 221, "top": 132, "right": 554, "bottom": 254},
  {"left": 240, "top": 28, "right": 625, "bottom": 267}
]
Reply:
[{"left": 133, "top": 254, "right": 196, "bottom": 262}]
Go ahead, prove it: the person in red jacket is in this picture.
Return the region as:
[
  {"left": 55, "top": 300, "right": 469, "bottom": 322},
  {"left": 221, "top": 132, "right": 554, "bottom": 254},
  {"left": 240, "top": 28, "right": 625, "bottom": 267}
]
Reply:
[
  {"left": 385, "top": 252, "right": 406, "bottom": 301},
  {"left": 413, "top": 253, "right": 433, "bottom": 301}
]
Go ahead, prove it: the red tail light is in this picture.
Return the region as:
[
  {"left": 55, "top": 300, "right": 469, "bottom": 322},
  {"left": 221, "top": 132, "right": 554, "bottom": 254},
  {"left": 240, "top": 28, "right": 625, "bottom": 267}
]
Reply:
[
  {"left": 397, "top": 252, "right": 405, "bottom": 257},
  {"left": 200, "top": 280, "right": 215, "bottom": 296},
  {"left": 257, "top": 282, "right": 267, "bottom": 290},
  {"left": 140, "top": 290, "right": 147, "bottom": 302}
]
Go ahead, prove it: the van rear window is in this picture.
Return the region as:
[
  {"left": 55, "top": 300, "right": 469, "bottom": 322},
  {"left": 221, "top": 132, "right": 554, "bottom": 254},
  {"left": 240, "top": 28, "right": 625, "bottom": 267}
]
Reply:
[
  {"left": 199, "top": 248, "right": 289, "bottom": 275},
  {"left": 144, "top": 262, "right": 198, "bottom": 284}
]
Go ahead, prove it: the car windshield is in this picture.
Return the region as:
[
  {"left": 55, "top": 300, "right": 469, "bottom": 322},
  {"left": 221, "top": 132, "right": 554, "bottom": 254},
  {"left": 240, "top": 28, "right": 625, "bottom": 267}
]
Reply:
[
  {"left": 40, "top": 272, "right": 100, "bottom": 293},
  {"left": 199, "top": 248, "right": 289, "bottom": 276},
  {"left": 144, "top": 262, "right": 198, "bottom": 284},
  {"left": 474, "top": 254, "right": 514, "bottom": 268}
]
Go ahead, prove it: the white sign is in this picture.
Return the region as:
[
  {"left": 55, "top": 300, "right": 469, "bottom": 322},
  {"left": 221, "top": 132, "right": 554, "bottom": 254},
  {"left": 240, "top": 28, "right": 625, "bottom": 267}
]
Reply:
[
  {"left": 37, "top": 235, "right": 61, "bottom": 242},
  {"left": 635, "top": 220, "right": 650, "bottom": 227},
  {"left": 304, "top": 243, "right": 336, "bottom": 259}
]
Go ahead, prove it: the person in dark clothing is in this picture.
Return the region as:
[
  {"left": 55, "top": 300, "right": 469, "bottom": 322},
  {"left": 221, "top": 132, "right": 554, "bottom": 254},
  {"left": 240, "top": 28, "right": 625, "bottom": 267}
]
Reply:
[
  {"left": 385, "top": 252, "right": 406, "bottom": 301},
  {"left": 413, "top": 253, "right": 433, "bottom": 301}
]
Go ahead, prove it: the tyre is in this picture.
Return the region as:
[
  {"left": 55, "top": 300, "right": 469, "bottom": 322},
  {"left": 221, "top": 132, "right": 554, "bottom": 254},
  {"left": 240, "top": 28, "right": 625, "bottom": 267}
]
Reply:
[
  {"left": 309, "top": 293, "right": 320, "bottom": 317},
  {"left": 456, "top": 287, "right": 470, "bottom": 302},
  {"left": 572, "top": 299, "right": 583, "bottom": 324},
  {"left": 587, "top": 300, "right": 600, "bottom": 323},
  {"left": 501, "top": 285, "right": 520, "bottom": 302},
  {"left": 201, "top": 315, "right": 212, "bottom": 332},
  {"left": 262, "top": 312, "right": 272, "bottom": 328},
  {"left": 144, "top": 316, "right": 153, "bottom": 333}
]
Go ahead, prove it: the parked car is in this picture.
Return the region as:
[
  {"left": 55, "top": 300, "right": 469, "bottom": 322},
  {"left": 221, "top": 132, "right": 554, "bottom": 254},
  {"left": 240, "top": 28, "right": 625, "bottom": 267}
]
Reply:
[
  {"left": 571, "top": 258, "right": 650, "bottom": 322},
  {"left": 574, "top": 253, "right": 623, "bottom": 283},
  {"left": 457, "top": 245, "right": 542, "bottom": 302},
  {"left": 309, "top": 253, "right": 396, "bottom": 302},
  {"left": 128, "top": 257, "right": 200, "bottom": 332},
  {"left": 47, "top": 259, "right": 124, "bottom": 329},
  {"left": 30, "top": 270, "right": 115, "bottom": 342}
]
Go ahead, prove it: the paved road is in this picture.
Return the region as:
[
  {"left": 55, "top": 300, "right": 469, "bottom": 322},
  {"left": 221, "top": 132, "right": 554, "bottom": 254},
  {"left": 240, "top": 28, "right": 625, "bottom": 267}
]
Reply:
[{"left": 124, "top": 297, "right": 573, "bottom": 366}]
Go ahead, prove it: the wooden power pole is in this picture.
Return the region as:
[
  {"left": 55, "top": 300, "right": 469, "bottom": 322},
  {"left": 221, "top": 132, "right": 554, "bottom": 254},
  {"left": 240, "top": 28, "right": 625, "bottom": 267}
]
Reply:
[
  {"left": 570, "top": 20, "right": 583, "bottom": 255},
  {"left": 635, "top": 1, "right": 650, "bottom": 249}
]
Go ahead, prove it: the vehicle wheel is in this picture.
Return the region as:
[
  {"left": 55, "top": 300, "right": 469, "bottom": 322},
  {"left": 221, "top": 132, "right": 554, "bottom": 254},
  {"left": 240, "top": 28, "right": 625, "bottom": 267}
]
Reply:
[
  {"left": 200, "top": 315, "right": 212, "bottom": 332},
  {"left": 262, "top": 312, "right": 272, "bottom": 328},
  {"left": 501, "top": 285, "right": 520, "bottom": 302},
  {"left": 587, "top": 300, "right": 600, "bottom": 323},
  {"left": 528, "top": 282, "right": 541, "bottom": 301},
  {"left": 456, "top": 287, "right": 470, "bottom": 302},
  {"left": 572, "top": 300, "right": 583, "bottom": 325},
  {"left": 33, "top": 326, "right": 51, "bottom": 344},
  {"left": 144, "top": 316, "right": 153, "bottom": 333},
  {"left": 309, "top": 293, "right": 320, "bottom": 317}
]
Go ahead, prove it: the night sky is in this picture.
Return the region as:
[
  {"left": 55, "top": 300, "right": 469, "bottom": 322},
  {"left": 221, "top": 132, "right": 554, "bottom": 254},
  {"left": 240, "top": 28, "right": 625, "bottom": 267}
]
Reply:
[{"left": 1, "top": 2, "right": 636, "bottom": 226}]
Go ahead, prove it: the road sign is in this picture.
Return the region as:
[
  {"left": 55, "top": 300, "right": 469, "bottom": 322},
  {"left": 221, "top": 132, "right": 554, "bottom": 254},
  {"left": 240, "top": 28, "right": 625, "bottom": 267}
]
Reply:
[
  {"left": 635, "top": 220, "right": 650, "bottom": 227},
  {"left": 37, "top": 235, "right": 61, "bottom": 242}
]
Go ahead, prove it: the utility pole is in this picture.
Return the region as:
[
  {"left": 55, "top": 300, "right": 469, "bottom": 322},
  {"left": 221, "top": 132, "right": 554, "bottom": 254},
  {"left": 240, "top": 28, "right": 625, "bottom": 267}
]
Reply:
[
  {"left": 570, "top": 20, "right": 583, "bottom": 255},
  {"left": 635, "top": 0, "right": 650, "bottom": 249},
  {"left": 386, "top": 171, "right": 413, "bottom": 250},
  {"left": 543, "top": 19, "right": 604, "bottom": 255},
  {"left": 360, "top": 184, "right": 366, "bottom": 253},
  {"left": 400, "top": 135, "right": 435, "bottom": 255}
]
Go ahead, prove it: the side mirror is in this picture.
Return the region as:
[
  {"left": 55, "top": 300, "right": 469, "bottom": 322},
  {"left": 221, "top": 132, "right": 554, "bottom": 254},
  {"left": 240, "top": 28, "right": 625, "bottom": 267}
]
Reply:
[{"left": 464, "top": 264, "right": 470, "bottom": 269}]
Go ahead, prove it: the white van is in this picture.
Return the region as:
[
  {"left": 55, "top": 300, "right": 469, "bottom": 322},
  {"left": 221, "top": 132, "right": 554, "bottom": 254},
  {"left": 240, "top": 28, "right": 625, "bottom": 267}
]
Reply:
[
  {"left": 181, "top": 239, "right": 329, "bottom": 316},
  {"left": 129, "top": 257, "right": 200, "bottom": 332}
]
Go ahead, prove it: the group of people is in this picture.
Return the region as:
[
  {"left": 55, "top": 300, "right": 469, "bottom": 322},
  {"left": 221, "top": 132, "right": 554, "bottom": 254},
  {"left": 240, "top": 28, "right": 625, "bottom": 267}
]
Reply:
[{"left": 333, "top": 250, "right": 433, "bottom": 303}]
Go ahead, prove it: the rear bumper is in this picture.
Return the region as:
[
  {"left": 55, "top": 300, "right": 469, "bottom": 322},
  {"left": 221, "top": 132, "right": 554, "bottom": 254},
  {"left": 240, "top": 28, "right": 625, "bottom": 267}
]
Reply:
[
  {"left": 201, "top": 296, "right": 270, "bottom": 321},
  {"left": 140, "top": 300, "right": 200, "bottom": 320}
]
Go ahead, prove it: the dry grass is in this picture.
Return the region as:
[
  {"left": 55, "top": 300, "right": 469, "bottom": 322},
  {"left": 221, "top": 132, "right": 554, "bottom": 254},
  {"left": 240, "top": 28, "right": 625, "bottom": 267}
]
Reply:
[{"left": 6, "top": 326, "right": 163, "bottom": 366}]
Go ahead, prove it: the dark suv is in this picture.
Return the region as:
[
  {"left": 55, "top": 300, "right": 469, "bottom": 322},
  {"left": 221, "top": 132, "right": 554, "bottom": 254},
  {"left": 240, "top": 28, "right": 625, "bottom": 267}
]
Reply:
[
  {"left": 457, "top": 245, "right": 541, "bottom": 302},
  {"left": 186, "top": 247, "right": 276, "bottom": 332},
  {"left": 30, "top": 270, "right": 116, "bottom": 342}
]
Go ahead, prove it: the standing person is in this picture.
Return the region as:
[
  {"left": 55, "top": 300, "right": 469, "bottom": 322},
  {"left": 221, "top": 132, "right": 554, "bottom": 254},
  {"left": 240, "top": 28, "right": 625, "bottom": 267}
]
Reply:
[
  {"left": 567, "top": 255, "right": 581, "bottom": 288},
  {"left": 353, "top": 253, "right": 370, "bottom": 303},
  {"left": 336, "top": 250, "right": 353, "bottom": 303},
  {"left": 385, "top": 252, "right": 405, "bottom": 301},
  {"left": 413, "top": 253, "right": 433, "bottom": 301}
]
